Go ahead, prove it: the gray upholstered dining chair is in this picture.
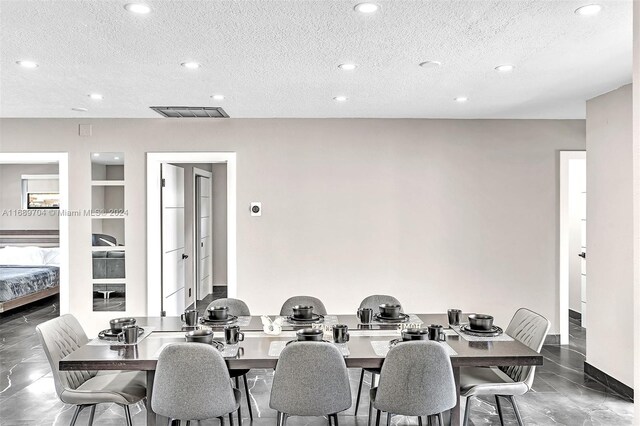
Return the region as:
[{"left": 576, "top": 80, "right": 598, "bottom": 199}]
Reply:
[
  {"left": 370, "top": 341, "right": 456, "bottom": 426},
  {"left": 279, "top": 295, "right": 328, "bottom": 316},
  {"left": 270, "top": 342, "right": 352, "bottom": 426},
  {"left": 355, "top": 295, "right": 403, "bottom": 417},
  {"left": 36, "top": 314, "right": 146, "bottom": 426},
  {"left": 460, "top": 308, "right": 551, "bottom": 426},
  {"left": 152, "top": 342, "right": 241, "bottom": 425},
  {"left": 207, "top": 297, "right": 255, "bottom": 420}
]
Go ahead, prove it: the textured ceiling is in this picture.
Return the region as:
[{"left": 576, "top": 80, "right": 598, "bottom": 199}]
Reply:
[{"left": 0, "top": 0, "right": 632, "bottom": 118}]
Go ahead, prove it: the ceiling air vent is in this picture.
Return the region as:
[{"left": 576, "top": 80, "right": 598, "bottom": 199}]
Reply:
[{"left": 150, "top": 106, "right": 229, "bottom": 118}]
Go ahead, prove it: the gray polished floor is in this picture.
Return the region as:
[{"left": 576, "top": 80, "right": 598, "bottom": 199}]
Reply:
[{"left": 0, "top": 299, "right": 633, "bottom": 425}]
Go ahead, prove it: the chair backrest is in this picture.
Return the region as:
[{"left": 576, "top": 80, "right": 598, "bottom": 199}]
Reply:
[
  {"left": 359, "top": 295, "right": 403, "bottom": 312},
  {"left": 207, "top": 298, "right": 251, "bottom": 316},
  {"left": 279, "top": 296, "right": 328, "bottom": 316},
  {"left": 152, "top": 343, "right": 237, "bottom": 421},
  {"left": 270, "top": 342, "right": 351, "bottom": 416},
  {"left": 373, "top": 341, "right": 456, "bottom": 416},
  {"left": 500, "top": 308, "right": 550, "bottom": 388},
  {"left": 35, "top": 314, "right": 95, "bottom": 398}
]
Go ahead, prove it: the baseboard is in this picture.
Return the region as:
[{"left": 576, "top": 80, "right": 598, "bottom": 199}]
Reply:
[
  {"left": 584, "top": 362, "right": 634, "bottom": 401},
  {"left": 569, "top": 309, "right": 582, "bottom": 321},
  {"left": 544, "top": 334, "right": 561, "bottom": 345}
]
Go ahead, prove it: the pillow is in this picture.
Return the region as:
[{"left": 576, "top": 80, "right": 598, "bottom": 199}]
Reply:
[
  {"left": 41, "top": 248, "right": 60, "bottom": 266},
  {"left": 0, "top": 246, "right": 45, "bottom": 266}
]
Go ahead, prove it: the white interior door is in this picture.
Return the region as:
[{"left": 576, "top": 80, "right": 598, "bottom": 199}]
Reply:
[
  {"left": 196, "top": 175, "right": 212, "bottom": 300},
  {"left": 161, "top": 163, "right": 186, "bottom": 316}
]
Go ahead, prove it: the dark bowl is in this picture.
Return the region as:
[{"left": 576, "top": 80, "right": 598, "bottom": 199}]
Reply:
[
  {"left": 296, "top": 328, "right": 324, "bottom": 341},
  {"left": 109, "top": 317, "right": 136, "bottom": 333},
  {"left": 292, "top": 305, "right": 314, "bottom": 320},
  {"left": 207, "top": 306, "right": 229, "bottom": 320},
  {"left": 402, "top": 328, "right": 429, "bottom": 341},
  {"left": 185, "top": 329, "right": 214, "bottom": 344},
  {"left": 468, "top": 314, "right": 494, "bottom": 331},
  {"left": 379, "top": 303, "right": 402, "bottom": 318}
]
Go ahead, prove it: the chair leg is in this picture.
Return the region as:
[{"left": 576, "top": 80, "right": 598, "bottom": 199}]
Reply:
[
  {"left": 238, "top": 405, "right": 242, "bottom": 426},
  {"left": 186, "top": 421, "right": 191, "bottom": 426},
  {"left": 69, "top": 405, "right": 82, "bottom": 426},
  {"left": 87, "top": 405, "right": 96, "bottom": 426},
  {"left": 123, "top": 405, "right": 133, "bottom": 426},
  {"left": 166, "top": 418, "right": 172, "bottom": 426},
  {"left": 368, "top": 402, "right": 374, "bottom": 426},
  {"left": 507, "top": 396, "right": 524, "bottom": 426},
  {"left": 276, "top": 412, "right": 281, "bottom": 426},
  {"left": 418, "top": 416, "right": 423, "bottom": 426},
  {"left": 243, "top": 374, "right": 254, "bottom": 420},
  {"left": 437, "top": 413, "right": 444, "bottom": 426},
  {"left": 219, "top": 416, "right": 225, "bottom": 426},
  {"left": 355, "top": 369, "right": 365, "bottom": 416},
  {"left": 229, "top": 412, "right": 234, "bottom": 426},
  {"left": 463, "top": 396, "right": 472, "bottom": 426},
  {"left": 282, "top": 414, "right": 289, "bottom": 426},
  {"left": 495, "top": 395, "right": 505, "bottom": 425},
  {"left": 328, "top": 414, "right": 332, "bottom": 426},
  {"left": 375, "top": 410, "right": 381, "bottom": 426},
  {"left": 426, "top": 415, "right": 432, "bottom": 426},
  {"left": 333, "top": 414, "right": 339, "bottom": 426},
  {"left": 386, "top": 412, "right": 391, "bottom": 426}
]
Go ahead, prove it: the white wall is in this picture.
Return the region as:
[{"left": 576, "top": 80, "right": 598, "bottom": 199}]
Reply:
[
  {"left": 0, "top": 163, "right": 59, "bottom": 230},
  {"left": 0, "top": 118, "right": 585, "bottom": 335},
  {"left": 586, "top": 84, "right": 634, "bottom": 388}
]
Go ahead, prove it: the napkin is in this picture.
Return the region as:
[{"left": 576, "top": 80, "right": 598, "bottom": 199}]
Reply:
[{"left": 261, "top": 315, "right": 284, "bottom": 335}]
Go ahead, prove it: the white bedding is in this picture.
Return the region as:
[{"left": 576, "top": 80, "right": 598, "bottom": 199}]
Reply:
[{"left": 0, "top": 246, "right": 60, "bottom": 266}]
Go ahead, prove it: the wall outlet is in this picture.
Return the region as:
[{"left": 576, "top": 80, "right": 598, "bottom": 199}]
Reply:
[
  {"left": 78, "top": 124, "right": 92, "bottom": 137},
  {"left": 251, "top": 202, "right": 262, "bottom": 216}
]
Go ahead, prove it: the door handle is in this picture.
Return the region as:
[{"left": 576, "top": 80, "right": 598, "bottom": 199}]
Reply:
[
  {"left": 182, "top": 254, "right": 189, "bottom": 260},
  {"left": 578, "top": 252, "right": 586, "bottom": 259}
]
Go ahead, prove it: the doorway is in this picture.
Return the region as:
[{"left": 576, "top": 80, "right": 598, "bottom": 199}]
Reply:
[
  {"left": 0, "top": 153, "right": 69, "bottom": 314},
  {"left": 146, "top": 153, "right": 236, "bottom": 317},
  {"left": 559, "top": 151, "right": 586, "bottom": 345}
]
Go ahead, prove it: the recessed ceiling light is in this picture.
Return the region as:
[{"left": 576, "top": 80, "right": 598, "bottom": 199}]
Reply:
[
  {"left": 181, "top": 61, "right": 201, "bottom": 69},
  {"left": 354, "top": 3, "right": 379, "bottom": 14},
  {"left": 334, "top": 96, "right": 348, "bottom": 102},
  {"left": 419, "top": 61, "right": 441, "bottom": 69},
  {"left": 72, "top": 107, "right": 88, "bottom": 112},
  {"left": 92, "top": 153, "right": 100, "bottom": 157},
  {"left": 16, "top": 60, "right": 38, "bottom": 69},
  {"left": 88, "top": 93, "right": 103, "bottom": 100},
  {"left": 124, "top": 3, "right": 151, "bottom": 14},
  {"left": 454, "top": 96, "right": 468, "bottom": 103},
  {"left": 338, "top": 63, "right": 357, "bottom": 71},
  {"left": 575, "top": 4, "right": 602, "bottom": 16},
  {"left": 495, "top": 64, "right": 515, "bottom": 72},
  {"left": 114, "top": 156, "right": 120, "bottom": 160},
  {"left": 212, "top": 94, "right": 225, "bottom": 101}
]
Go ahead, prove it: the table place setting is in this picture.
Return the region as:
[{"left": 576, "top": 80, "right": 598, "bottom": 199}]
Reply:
[
  {"left": 447, "top": 310, "right": 514, "bottom": 342},
  {"left": 268, "top": 326, "right": 351, "bottom": 356},
  {"left": 370, "top": 324, "right": 458, "bottom": 356},
  {"left": 89, "top": 317, "right": 155, "bottom": 346}
]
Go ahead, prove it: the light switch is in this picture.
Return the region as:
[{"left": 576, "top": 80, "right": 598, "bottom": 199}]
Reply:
[{"left": 251, "top": 202, "right": 262, "bottom": 216}]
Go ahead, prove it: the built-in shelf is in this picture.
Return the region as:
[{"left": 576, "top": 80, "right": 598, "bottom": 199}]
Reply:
[
  {"left": 91, "top": 152, "right": 126, "bottom": 312},
  {"left": 91, "top": 180, "right": 125, "bottom": 186},
  {"left": 92, "top": 278, "right": 127, "bottom": 285},
  {"left": 91, "top": 246, "right": 125, "bottom": 252}
]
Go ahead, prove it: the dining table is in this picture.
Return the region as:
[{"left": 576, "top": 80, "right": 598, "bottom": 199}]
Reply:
[{"left": 59, "top": 313, "right": 543, "bottom": 426}]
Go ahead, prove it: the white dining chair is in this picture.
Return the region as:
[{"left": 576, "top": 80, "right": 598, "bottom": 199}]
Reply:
[
  {"left": 460, "top": 308, "right": 550, "bottom": 426},
  {"left": 36, "top": 314, "right": 146, "bottom": 426}
]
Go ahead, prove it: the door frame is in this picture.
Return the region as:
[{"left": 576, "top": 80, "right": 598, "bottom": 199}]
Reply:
[
  {"left": 559, "top": 150, "right": 586, "bottom": 345},
  {"left": 147, "top": 152, "right": 236, "bottom": 316},
  {"left": 0, "top": 152, "right": 69, "bottom": 312},
  {"left": 193, "top": 167, "right": 213, "bottom": 303}
]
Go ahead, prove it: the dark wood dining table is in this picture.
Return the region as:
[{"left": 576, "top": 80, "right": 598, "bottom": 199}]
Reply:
[{"left": 59, "top": 314, "right": 543, "bottom": 426}]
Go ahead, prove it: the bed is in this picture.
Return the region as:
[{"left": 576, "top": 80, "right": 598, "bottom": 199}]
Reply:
[{"left": 0, "top": 230, "right": 60, "bottom": 313}]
